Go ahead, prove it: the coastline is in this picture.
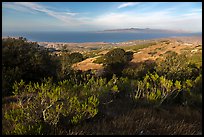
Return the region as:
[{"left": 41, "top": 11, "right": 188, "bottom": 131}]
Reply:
[{"left": 2, "top": 35, "right": 202, "bottom": 53}]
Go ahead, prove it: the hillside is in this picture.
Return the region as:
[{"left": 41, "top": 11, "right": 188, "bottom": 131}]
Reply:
[
  {"left": 101, "top": 28, "right": 189, "bottom": 33},
  {"left": 2, "top": 36, "right": 202, "bottom": 135},
  {"left": 72, "top": 36, "right": 202, "bottom": 71}
]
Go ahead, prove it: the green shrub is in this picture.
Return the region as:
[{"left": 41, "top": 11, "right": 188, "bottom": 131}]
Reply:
[
  {"left": 4, "top": 108, "right": 44, "bottom": 135},
  {"left": 2, "top": 37, "right": 58, "bottom": 97},
  {"left": 2, "top": 37, "right": 202, "bottom": 135},
  {"left": 122, "top": 60, "right": 156, "bottom": 80},
  {"left": 3, "top": 77, "right": 102, "bottom": 134},
  {"left": 93, "top": 56, "right": 105, "bottom": 64},
  {"left": 67, "top": 52, "right": 84, "bottom": 64},
  {"left": 155, "top": 52, "right": 201, "bottom": 81},
  {"left": 103, "top": 48, "right": 134, "bottom": 75},
  {"left": 104, "top": 48, "right": 126, "bottom": 65},
  {"left": 132, "top": 72, "right": 193, "bottom": 106}
]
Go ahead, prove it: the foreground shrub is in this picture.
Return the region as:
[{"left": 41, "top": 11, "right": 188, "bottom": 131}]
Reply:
[
  {"left": 3, "top": 78, "right": 100, "bottom": 135},
  {"left": 2, "top": 37, "right": 58, "bottom": 97},
  {"left": 3, "top": 72, "right": 202, "bottom": 134},
  {"left": 155, "top": 52, "right": 201, "bottom": 81},
  {"left": 132, "top": 72, "right": 196, "bottom": 106}
]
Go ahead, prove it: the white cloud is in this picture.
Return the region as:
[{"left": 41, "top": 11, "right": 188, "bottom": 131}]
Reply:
[
  {"left": 3, "top": 2, "right": 84, "bottom": 26},
  {"left": 3, "top": 2, "right": 37, "bottom": 14},
  {"left": 118, "top": 2, "right": 140, "bottom": 9},
  {"left": 3, "top": 2, "right": 202, "bottom": 32},
  {"left": 90, "top": 10, "right": 202, "bottom": 32},
  {"left": 65, "top": 12, "right": 78, "bottom": 16}
]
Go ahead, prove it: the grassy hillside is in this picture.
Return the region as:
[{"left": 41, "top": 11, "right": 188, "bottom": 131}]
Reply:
[{"left": 2, "top": 37, "right": 202, "bottom": 135}]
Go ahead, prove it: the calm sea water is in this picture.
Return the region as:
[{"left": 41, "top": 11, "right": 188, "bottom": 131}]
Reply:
[{"left": 2, "top": 31, "right": 201, "bottom": 43}]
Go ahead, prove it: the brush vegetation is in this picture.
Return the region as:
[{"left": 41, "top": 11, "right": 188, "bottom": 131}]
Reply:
[{"left": 2, "top": 37, "right": 202, "bottom": 135}]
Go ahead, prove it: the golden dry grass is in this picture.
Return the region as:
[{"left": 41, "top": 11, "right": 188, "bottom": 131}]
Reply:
[
  {"left": 72, "top": 56, "right": 103, "bottom": 71},
  {"left": 71, "top": 36, "right": 202, "bottom": 71}
]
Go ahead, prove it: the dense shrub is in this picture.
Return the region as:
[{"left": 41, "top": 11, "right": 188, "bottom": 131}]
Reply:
[
  {"left": 132, "top": 72, "right": 197, "bottom": 106},
  {"left": 3, "top": 77, "right": 102, "bottom": 135},
  {"left": 2, "top": 37, "right": 58, "bottom": 96},
  {"left": 122, "top": 60, "right": 156, "bottom": 80},
  {"left": 58, "top": 52, "right": 84, "bottom": 80},
  {"left": 124, "top": 51, "right": 134, "bottom": 62},
  {"left": 2, "top": 37, "right": 202, "bottom": 135},
  {"left": 93, "top": 56, "right": 105, "bottom": 64},
  {"left": 103, "top": 48, "right": 133, "bottom": 76},
  {"left": 67, "top": 52, "right": 84, "bottom": 64},
  {"left": 104, "top": 48, "right": 127, "bottom": 65},
  {"left": 3, "top": 71, "right": 202, "bottom": 135},
  {"left": 155, "top": 52, "right": 201, "bottom": 81}
]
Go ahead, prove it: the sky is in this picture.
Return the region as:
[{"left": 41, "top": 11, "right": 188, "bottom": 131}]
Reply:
[{"left": 2, "top": 2, "right": 202, "bottom": 32}]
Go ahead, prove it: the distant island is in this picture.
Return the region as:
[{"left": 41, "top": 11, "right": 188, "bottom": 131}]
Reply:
[{"left": 101, "top": 28, "right": 190, "bottom": 33}]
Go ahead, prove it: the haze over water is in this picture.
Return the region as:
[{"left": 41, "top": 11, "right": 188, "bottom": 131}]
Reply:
[{"left": 2, "top": 31, "right": 201, "bottom": 43}]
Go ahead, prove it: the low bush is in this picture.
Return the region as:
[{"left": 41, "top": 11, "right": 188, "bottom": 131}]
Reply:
[{"left": 155, "top": 52, "right": 201, "bottom": 81}]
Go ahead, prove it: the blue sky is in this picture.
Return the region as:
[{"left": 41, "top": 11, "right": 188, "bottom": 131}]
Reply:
[{"left": 2, "top": 2, "right": 202, "bottom": 32}]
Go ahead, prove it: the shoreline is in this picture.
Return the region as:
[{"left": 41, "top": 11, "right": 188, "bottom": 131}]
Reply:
[
  {"left": 2, "top": 35, "right": 202, "bottom": 53},
  {"left": 2, "top": 35, "right": 202, "bottom": 44}
]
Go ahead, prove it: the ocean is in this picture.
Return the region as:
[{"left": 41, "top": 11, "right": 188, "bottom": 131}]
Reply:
[{"left": 2, "top": 31, "right": 202, "bottom": 43}]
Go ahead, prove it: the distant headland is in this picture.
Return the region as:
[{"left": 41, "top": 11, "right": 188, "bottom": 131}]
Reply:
[{"left": 100, "top": 28, "right": 192, "bottom": 33}]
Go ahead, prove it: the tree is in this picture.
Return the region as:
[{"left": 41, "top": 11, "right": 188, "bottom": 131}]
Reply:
[
  {"left": 2, "top": 37, "right": 58, "bottom": 96},
  {"left": 103, "top": 48, "right": 133, "bottom": 76},
  {"left": 104, "top": 48, "right": 126, "bottom": 65},
  {"left": 67, "top": 52, "right": 84, "bottom": 64},
  {"left": 124, "top": 51, "right": 134, "bottom": 62},
  {"left": 58, "top": 52, "right": 84, "bottom": 80}
]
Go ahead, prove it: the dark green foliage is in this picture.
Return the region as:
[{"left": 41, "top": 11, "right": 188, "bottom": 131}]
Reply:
[
  {"left": 122, "top": 60, "right": 156, "bottom": 80},
  {"left": 124, "top": 51, "right": 134, "bottom": 62},
  {"left": 104, "top": 48, "right": 127, "bottom": 65},
  {"left": 3, "top": 71, "right": 202, "bottom": 135},
  {"left": 3, "top": 77, "right": 102, "bottom": 134},
  {"left": 61, "top": 45, "right": 70, "bottom": 52},
  {"left": 181, "top": 74, "right": 202, "bottom": 108},
  {"left": 93, "top": 56, "right": 105, "bottom": 64},
  {"left": 67, "top": 52, "right": 84, "bottom": 64},
  {"left": 103, "top": 48, "right": 133, "bottom": 76},
  {"left": 155, "top": 52, "right": 201, "bottom": 81},
  {"left": 188, "top": 52, "right": 202, "bottom": 67},
  {"left": 160, "top": 40, "right": 170, "bottom": 44},
  {"left": 2, "top": 37, "right": 202, "bottom": 135},
  {"left": 2, "top": 37, "right": 59, "bottom": 96},
  {"left": 58, "top": 52, "right": 84, "bottom": 80}
]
